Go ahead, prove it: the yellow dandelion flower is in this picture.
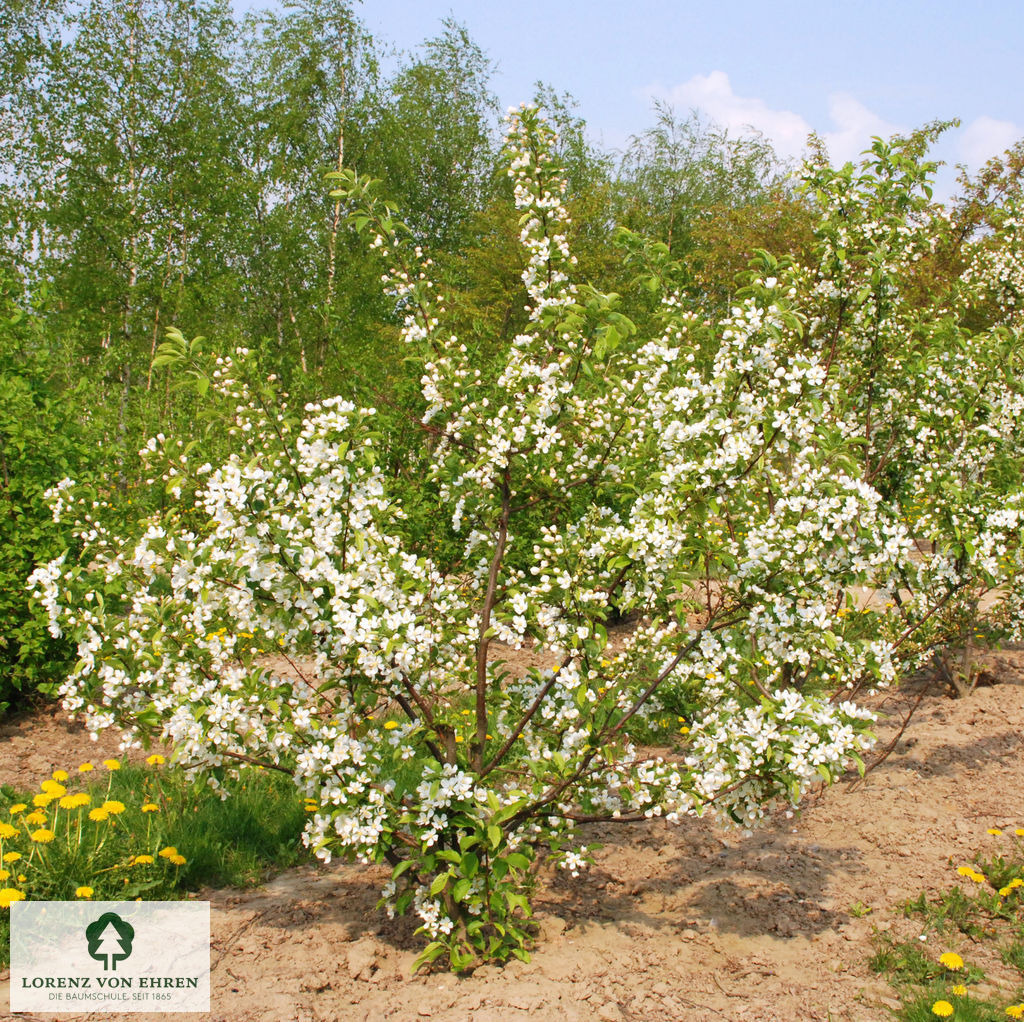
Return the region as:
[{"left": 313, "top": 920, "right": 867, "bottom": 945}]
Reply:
[
  {"left": 931, "top": 1002, "right": 954, "bottom": 1018},
  {"left": 1008, "top": 879, "right": 1023, "bottom": 890},
  {"left": 141, "top": 803, "right": 158, "bottom": 813},
  {"left": 75, "top": 886, "right": 93, "bottom": 899},
  {"left": 17, "top": 874, "right": 25, "bottom": 882},
  {"left": 101, "top": 801, "right": 126, "bottom": 815},
  {"left": 78, "top": 763, "right": 94, "bottom": 773},
  {"left": 40, "top": 780, "right": 65, "bottom": 796},
  {"left": 970, "top": 871, "right": 986, "bottom": 884},
  {"left": 51, "top": 770, "right": 69, "bottom": 782},
  {"left": 987, "top": 828, "right": 1003, "bottom": 836},
  {"left": 383, "top": 721, "right": 399, "bottom": 730},
  {"left": 0, "top": 870, "right": 8, "bottom": 882},
  {"left": 32, "top": 793, "right": 54, "bottom": 808},
  {"left": 1006, "top": 1007, "right": 1024, "bottom": 1020},
  {"left": 89, "top": 808, "right": 110, "bottom": 822},
  {"left": 460, "top": 709, "right": 471, "bottom": 716},
  {"left": 146, "top": 754, "right": 165, "bottom": 766},
  {"left": 67, "top": 793, "right": 90, "bottom": 809},
  {"left": 158, "top": 846, "right": 178, "bottom": 859},
  {"left": 304, "top": 805, "right": 318, "bottom": 813},
  {"left": 0, "top": 822, "right": 17, "bottom": 840},
  {"left": 168, "top": 854, "right": 186, "bottom": 866},
  {"left": 29, "top": 829, "right": 55, "bottom": 843},
  {"left": 102, "top": 759, "right": 120, "bottom": 771},
  {"left": 24, "top": 811, "right": 47, "bottom": 826},
  {"left": 1000, "top": 885, "right": 1014, "bottom": 897},
  {"left": 9, "top": 804, "right": 26, "bottom": 816},
  {"left": 939, "top": 952, "right": 964, "bottom": 970},
  {"left": 3, "top": 852, "right": 22, "bottom": 863},
  {"left": 952, "top": 984, "right": 967, "bottom": 996},
  {"left": 132, "top": 855, "right": 154, "bottom": 866},
  {"left": 1015, "top": 829, "right": 1024, "bottom": 837},
  {"left": 0, "top": 888, "right": 25, "bottom": 908},
  {"left": 957, "top": 866, "right": 976, "bottom": 877}
]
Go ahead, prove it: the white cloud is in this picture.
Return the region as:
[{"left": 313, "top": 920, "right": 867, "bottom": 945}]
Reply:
[
  {"left": 646, "top": 71, "right": 899, "bottom": 166},
  {"left": 957, "top": 115, "right": 1021, "bottom": 169},
  {"left": 821, "top": 93, "right": 899, "bottom": 166},
  {"left": 650, "top": 71, "right": 812, "bottom": 160}
]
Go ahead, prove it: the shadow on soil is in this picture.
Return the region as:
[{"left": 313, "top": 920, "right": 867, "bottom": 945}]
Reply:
[{"left": 537, "top": 817, "right": 861, "bottom": 942}]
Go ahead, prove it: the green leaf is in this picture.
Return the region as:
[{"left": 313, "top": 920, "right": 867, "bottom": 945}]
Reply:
[
  {"left": 458, "top": 833, "right": 481, "bottom": 852},
  {"left": 413, "top": 942, "right": 446, "bottom": 972},
  {"left": 391, "top": 859, "right": 416, "bottom": 879},
  {"left": 461, "top": 852, "right": 479, "bottom": 879}
]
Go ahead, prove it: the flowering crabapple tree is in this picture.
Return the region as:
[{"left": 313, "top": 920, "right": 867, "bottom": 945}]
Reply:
[
  {"left": 31, "top": 107, "right": 1021, "bottom": 971},
  {"left": 778, "top": 131, "right": 1024, "bottom": 697}
]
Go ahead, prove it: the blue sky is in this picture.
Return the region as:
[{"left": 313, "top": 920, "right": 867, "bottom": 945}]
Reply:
[{"left": 240, "top": 0, "right": 1023, "bottom": 195}]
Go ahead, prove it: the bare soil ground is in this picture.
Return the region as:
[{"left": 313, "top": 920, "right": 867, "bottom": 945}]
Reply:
[{"left": 2, "top": 653, "right": 1024, "bottom": 1022}]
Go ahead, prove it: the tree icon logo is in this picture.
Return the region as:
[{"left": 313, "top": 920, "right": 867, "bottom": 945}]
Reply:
[{"left": 85, "top": 912, "right": 135, "bottom": 971}]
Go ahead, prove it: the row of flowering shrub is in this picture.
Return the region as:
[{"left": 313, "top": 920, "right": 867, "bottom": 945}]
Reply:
[{"left": 30, "top": 108, "right": 1024, "bottom": 969}]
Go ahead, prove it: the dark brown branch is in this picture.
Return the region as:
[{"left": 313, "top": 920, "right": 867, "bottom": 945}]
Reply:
[{"left": 475, "top": 468, "right": 513, "bottom": 770}]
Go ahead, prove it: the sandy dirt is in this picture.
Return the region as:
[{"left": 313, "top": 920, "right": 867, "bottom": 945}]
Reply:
[{"left": 2, "top": 654, "right": 1023, "bottom": 1022}]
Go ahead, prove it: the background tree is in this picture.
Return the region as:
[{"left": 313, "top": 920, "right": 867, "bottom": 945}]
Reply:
[{"left": 615, "top": 101, "right": 784, "bottom": 259}]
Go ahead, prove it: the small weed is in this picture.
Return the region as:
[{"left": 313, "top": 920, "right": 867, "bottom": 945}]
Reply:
[
  {"left": 904, "top": 887, "right": 992, "bottom": 940},
  {"left": 869, "top": 939, "right": 973, "bottom": 985}
]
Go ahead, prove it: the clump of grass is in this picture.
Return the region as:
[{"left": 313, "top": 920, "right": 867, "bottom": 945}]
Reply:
[
  {"left": 869, "top": 827, "right": 1024, "bottom": 1020},
  {"left": 0, "top": 756, "right": 309, "bottom": 966},
  {"left": 903, "top": 887, "right": 993, "bottom": 941},
  {"left": 869, "top": 941, "right": 982, "bottom": 985},
  {"left": 899, "top": 986, "right": 1022, "bottom": 1021},
  {"left": 1003, "top": 944, "right": 1024, "bottom": 974}
]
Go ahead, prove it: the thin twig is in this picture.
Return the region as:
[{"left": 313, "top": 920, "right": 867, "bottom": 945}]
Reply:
[{"left": 845, "top": 686, "right": 927, "bottom": 791}]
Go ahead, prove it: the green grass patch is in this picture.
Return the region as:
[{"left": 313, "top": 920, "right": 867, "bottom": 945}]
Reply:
[{"left": 0, "top": 758, "right": 310, "bottom": 967}]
